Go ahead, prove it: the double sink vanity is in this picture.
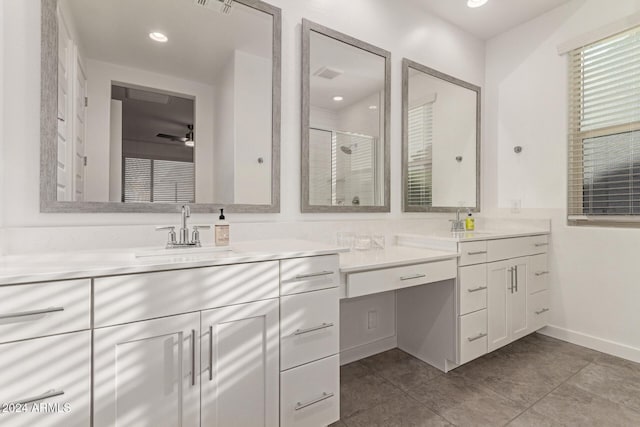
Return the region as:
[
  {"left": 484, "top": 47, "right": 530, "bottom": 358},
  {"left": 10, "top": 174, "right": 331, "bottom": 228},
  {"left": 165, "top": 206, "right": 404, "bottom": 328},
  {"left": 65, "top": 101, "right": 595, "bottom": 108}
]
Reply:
[
  {"left": 0, "top": 226, "right": 549, "bottom": 427},
  {"left": 15, "top": 0, "right": 553, "bottom": 425}
]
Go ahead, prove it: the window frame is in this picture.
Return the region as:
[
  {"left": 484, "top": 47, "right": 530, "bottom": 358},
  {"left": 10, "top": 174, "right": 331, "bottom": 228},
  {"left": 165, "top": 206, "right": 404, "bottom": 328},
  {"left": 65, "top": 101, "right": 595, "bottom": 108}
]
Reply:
[{"left": 567, "top": 26, "right": 640, "bottom": 227}]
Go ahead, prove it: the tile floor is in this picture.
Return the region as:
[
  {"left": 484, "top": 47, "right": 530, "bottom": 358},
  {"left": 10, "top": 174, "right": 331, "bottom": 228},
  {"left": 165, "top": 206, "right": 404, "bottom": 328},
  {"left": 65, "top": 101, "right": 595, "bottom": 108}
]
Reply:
[{"left": 332, "top": 333, "right": 640, "bottom": 426}]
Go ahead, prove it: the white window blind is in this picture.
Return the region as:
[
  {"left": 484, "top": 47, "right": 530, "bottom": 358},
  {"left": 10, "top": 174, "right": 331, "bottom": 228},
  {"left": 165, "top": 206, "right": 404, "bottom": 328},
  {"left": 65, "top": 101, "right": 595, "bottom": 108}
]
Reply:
[
  {"left": 407, "top": 103, "right": 434, "bottom": 206},
  {"left": 124, "top": 157, "right": 195, "bottom": 203},
  {"left": 568, "top": 26, "right": 640, "bottom": 223}
]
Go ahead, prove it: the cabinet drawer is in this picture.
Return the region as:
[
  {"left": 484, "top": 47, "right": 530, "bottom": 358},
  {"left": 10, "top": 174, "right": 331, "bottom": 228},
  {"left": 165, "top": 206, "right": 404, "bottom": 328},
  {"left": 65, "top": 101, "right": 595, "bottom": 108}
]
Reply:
[
  {"left": 281, "top": 288, "right": 339, "bottom": 371},
  {"left": 459, "top": 264, "right": 487, "bottom": 315},
  {"left": 458, "top": 241, "right": 488, "bottom": 266},
  {"left": 459, "top": 309, "right": 488, "bottom": 364},
  {"left": 529, "top": 290, "right": 550, "bottom": 332},
  {"left": 94, "top": 261, "right": 279, "bottom": 327},
  {"left": 0, "top": 331, "right": 91, "bottom": 426},
  {"left": 281, "top": 355, "right": 339, "bottom": 427},
  {"left": 487, "top": 235, "right": 548, "bottom": 262},
  {"left": 528, "top": 254, "right": 549, "bottom": 295},
  {"left": 346, "top": 259, "right": 456, "bottom": 298},
  {"left": 0, "top": 279, "right": 91, "bottom": 344},
  {"left": 280, "top": 255, "right": 339, "bottom": 296}
]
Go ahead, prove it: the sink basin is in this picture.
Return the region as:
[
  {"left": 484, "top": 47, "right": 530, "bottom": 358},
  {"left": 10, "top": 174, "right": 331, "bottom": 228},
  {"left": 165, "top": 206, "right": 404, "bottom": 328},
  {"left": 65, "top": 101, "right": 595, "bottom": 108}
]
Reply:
[{"left": 135, "top": 245, "right": 235, "bottom": 258}]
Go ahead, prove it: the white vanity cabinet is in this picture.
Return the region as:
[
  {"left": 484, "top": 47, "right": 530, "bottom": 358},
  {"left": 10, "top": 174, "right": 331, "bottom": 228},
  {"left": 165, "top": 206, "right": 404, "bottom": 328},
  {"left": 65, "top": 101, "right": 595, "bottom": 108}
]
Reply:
[
  {"left": 1, "top": 246, "right": 342, "bottom": 427},
  {"left": 93, "top": 312, "right": 201, "bottom": 427},
  {"left": 487, "top": 257, "right": 529, "bottom": 352},
  {"left": 280, "top": 255, "right": 340, "bottom": 427},
  {"left": 93, "top": 261, "right": 282, "bottom": 427},
  {"left": 201, "top": 299, "right": 280, "bottom": 427},
  {"left": 454, "top": 234, "right": 550, "bottom": 362},
  {"left": 0, "top": 279, "right": 92, "bottom": 427},
  {"left": 0, "top": 331, "right": 92, "bottom": 427}
]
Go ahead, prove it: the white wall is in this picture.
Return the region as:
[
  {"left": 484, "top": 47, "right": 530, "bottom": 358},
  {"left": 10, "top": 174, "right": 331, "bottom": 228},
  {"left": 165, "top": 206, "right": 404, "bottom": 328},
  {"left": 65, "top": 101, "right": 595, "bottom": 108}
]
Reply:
[
  {"left": 0, "top": 0, "right": 4, "bottom": 255},
  {"left": 485, "top": 0, "right": 640, "bottom": 361},
  {"left": 84, "top": 59, "right": 216, "bottom": 203},
  {"left": 0, "top": 0, "right": 484, "bottom": 232}
]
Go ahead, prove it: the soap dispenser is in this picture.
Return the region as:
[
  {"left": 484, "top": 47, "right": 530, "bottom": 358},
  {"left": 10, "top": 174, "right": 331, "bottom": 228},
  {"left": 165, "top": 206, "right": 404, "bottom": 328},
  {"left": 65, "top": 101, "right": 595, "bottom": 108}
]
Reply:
[
  {"left": 215, "top": 209, "right": 230, "bottom": 246},
  {"left": 465, "top": 209, "right": 475, "bottom": 231}
]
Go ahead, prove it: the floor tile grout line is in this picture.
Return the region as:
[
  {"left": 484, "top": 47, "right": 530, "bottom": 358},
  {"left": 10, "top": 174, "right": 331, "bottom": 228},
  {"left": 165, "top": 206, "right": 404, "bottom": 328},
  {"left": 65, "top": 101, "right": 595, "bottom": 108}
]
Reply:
[
  {"left": 500, "top": 360, "right": 595, "bottom": 427},
  {"left": 367, "top": 366, "right": 459, "bottom": 426}
]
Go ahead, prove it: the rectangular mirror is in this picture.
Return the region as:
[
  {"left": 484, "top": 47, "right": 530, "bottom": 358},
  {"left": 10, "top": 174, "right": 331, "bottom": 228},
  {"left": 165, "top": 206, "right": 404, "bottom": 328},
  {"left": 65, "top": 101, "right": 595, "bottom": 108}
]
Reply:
[
  {"left": 40, "top": 0, "right": 281, "bottom": 213},
  {"left": 402, "top": 58, "right": 480, "bottom": 212},
  {"left": 301, "top": 19, "right": 390, "bottom": 212}
]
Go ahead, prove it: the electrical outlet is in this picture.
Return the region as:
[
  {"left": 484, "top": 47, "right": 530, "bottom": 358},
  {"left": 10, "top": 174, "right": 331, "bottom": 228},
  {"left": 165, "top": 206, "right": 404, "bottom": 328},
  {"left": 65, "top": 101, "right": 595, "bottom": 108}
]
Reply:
[{"left": 367, "top": 310, "right": 378, "bottom": 330}]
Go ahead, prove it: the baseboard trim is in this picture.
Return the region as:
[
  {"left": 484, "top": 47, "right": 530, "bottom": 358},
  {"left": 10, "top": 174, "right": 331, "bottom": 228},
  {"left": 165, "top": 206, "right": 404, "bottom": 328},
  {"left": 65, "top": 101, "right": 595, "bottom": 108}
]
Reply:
[
  {"left": 539, "top": 325, "right": 640, "bottom": 363},
  {"left": 339, "top": 335, "right": 397, "bottom": 365}
]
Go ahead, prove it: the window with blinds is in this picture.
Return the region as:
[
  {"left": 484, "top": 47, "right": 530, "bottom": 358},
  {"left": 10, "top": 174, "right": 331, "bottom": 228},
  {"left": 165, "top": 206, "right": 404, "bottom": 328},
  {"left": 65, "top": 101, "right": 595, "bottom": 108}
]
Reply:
[
  {"left": 568, "top": 26, "right": 640, "bottom": 224},
  {"left": 123, "top": 157, "right": 195, "bottom": 203},
  {"left": 407, "top": 103, "right": 434, "bottom": 206}
]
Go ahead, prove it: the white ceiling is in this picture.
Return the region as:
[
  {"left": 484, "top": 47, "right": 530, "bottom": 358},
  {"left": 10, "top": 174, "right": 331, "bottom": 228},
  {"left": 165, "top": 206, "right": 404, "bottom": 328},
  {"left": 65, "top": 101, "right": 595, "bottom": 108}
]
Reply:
[
  {"left": 62, "top": 0, "right": 272, "bottom": 86},
  {"left": 409, "top": 0, "right": 572, "bottom": 40}
]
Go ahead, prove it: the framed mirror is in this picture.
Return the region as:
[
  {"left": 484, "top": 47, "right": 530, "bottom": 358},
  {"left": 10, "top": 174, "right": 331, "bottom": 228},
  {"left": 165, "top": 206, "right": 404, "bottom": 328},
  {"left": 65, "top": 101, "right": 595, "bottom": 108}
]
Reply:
[
  {"left": 402, "top": 58, "right": 480, "bottom": 212},
  {"left": 40, "top": 0, "right": 281, "bottom": 213},
  {"left": 301, "top": 19, "right": 390, "bottom": 213}
]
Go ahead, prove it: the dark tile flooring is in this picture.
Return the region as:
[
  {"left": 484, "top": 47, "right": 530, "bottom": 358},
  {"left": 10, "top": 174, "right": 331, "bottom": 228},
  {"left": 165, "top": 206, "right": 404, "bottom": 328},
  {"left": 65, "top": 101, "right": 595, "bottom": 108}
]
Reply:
[{"left": 332, "top": 333, "right": 640, "bottom": 426}]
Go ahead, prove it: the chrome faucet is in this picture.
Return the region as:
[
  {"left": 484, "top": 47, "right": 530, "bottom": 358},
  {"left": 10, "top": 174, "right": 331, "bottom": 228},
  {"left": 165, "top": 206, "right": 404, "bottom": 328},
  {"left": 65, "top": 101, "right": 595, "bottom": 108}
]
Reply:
[
  {"left": 179, "top": 205, "right": 191, "bottom": 244},
  {"left": 156, "top": 204, "right": 211, "bottom": 248},
  {"left": 450, "top": 208, "right": 465, "bottom": 233}
]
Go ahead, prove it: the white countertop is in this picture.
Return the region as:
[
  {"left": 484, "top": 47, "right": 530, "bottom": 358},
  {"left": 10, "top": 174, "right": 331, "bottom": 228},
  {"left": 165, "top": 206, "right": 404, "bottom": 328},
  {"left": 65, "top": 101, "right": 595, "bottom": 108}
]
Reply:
[
  {"left": 0, "top": 239, "right": 347, "bottom": 285},
  {"left": 396, "top": 228, "right": 550, "bottom": 243},
  {"left": 339, "top": 245, "right": 459, "bottom": 273}
]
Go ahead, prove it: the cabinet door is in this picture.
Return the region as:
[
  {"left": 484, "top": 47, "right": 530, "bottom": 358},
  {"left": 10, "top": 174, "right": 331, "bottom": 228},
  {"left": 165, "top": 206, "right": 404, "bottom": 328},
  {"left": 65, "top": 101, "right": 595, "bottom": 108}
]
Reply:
[
  {"left": 487, "top": 260, "right": 511, "bottom": 352},
  {"left": 93, "top": 313, "right": 200, "bottom": 427},
  {"left": 0, "top": 331, "right": 91, "bottom": 427},
  {"left": 201, "top": 299, "right": 279, "bottom": 427},
  {"left": 509, "top": 258, "right": 529, "bottom": 341}
]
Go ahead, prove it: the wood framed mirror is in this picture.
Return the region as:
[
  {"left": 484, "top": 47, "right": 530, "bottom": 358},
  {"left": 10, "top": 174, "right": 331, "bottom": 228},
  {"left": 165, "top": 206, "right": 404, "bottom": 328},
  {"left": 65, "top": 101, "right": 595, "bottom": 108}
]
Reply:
[
  {"left": 40, "top": 0, "right": 281, "bottom": 213},
  {"left": 301, "top": 19, "right": 390, "bottom": 213},
  {"left": 402, "top": 58, "right": 481, "bottom": 213}
]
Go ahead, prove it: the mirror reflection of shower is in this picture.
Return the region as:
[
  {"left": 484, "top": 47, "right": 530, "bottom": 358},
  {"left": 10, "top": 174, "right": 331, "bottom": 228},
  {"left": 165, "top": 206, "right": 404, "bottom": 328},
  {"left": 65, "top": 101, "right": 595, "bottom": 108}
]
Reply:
[{"left": 309, "top": 128, "right": 378, "bottom": 206}]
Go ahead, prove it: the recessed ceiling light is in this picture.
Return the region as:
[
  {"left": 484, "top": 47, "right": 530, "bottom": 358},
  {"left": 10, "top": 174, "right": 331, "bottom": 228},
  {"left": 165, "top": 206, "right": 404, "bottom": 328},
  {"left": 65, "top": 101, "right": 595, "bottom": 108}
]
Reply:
[
  {"left": 149, "top": 32, "right": 168, "bottom": 43},
  {"left": 333, "top": 96, "right": 344, "bottom": 102},
  {"left": 467, "top": 0, "right": 488, "bottom": 8},
  {"left": 368, "top": 105, "right": 378, "bottom": 110}
]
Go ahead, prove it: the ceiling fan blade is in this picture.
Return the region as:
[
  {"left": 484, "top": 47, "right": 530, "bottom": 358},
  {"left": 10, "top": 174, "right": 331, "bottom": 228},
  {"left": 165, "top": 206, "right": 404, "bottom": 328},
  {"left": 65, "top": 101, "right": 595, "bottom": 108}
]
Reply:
[{"left": 156, "top": 133, "right": 188, "bottom": 142}]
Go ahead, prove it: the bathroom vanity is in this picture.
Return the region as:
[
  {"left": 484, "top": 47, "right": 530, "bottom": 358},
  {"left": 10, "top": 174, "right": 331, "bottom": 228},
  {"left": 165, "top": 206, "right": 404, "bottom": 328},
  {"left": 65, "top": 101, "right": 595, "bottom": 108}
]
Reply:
[
  {"left": 339, "top": 229, "right": 550, "bottom": 373},
  {"left": 0, "top": 240, "right": 342, "bottom": 427}
]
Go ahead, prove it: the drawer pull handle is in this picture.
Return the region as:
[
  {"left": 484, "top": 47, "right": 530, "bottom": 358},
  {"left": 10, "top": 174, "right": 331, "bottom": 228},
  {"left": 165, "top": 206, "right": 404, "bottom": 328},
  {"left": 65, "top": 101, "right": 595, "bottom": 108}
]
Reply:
[
  {"left": 208, "top": 325, "right": 213, "bottom": 382},
  {"left": 467, "top": 286, "right": 488, "bottom": 293},
  {"left": 191, "top": 329, "right": 196, "bottom": 387},
  {"left": 535, "top": 308, "right": 550, "bottom": 315},
  {"left": 0, "top": 306, "right": 64, "bottom": 320},
  {"left": 467, "top": 251, "right": 487, "bottom": 256},
  {"left": 295, "top": 392, "right": 334, "bottom": 411},
  {"left": 293, "top": 322, "right": 334, "bottom": 336},
  {"left": 467, "top": 332, "right": 488, "bottom": 342},
  {"left": 293, "top": 271, "right": 334, "bottom": 280},
  {"left": 400, "top": 273, "right": 426, "bottom": 281},
  {"left": 534, "top": 243, "right": 549, "bottom": 247},
  {"left": 535, "top": 271, "right": 549, "bottom": 276},
  {"left": 15, "top": 389, "right": 64, "bottom": 405}
]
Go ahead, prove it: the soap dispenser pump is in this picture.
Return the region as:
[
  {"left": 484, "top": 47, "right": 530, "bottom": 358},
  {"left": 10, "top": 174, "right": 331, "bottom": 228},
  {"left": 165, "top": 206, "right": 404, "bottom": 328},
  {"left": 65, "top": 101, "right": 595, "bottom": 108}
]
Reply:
[
  {"left": 465, "top": 209, "right": 475, "bottom": 231},
  {"left": 215, "top": 209, "right": 230, "bottom": 246}
]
